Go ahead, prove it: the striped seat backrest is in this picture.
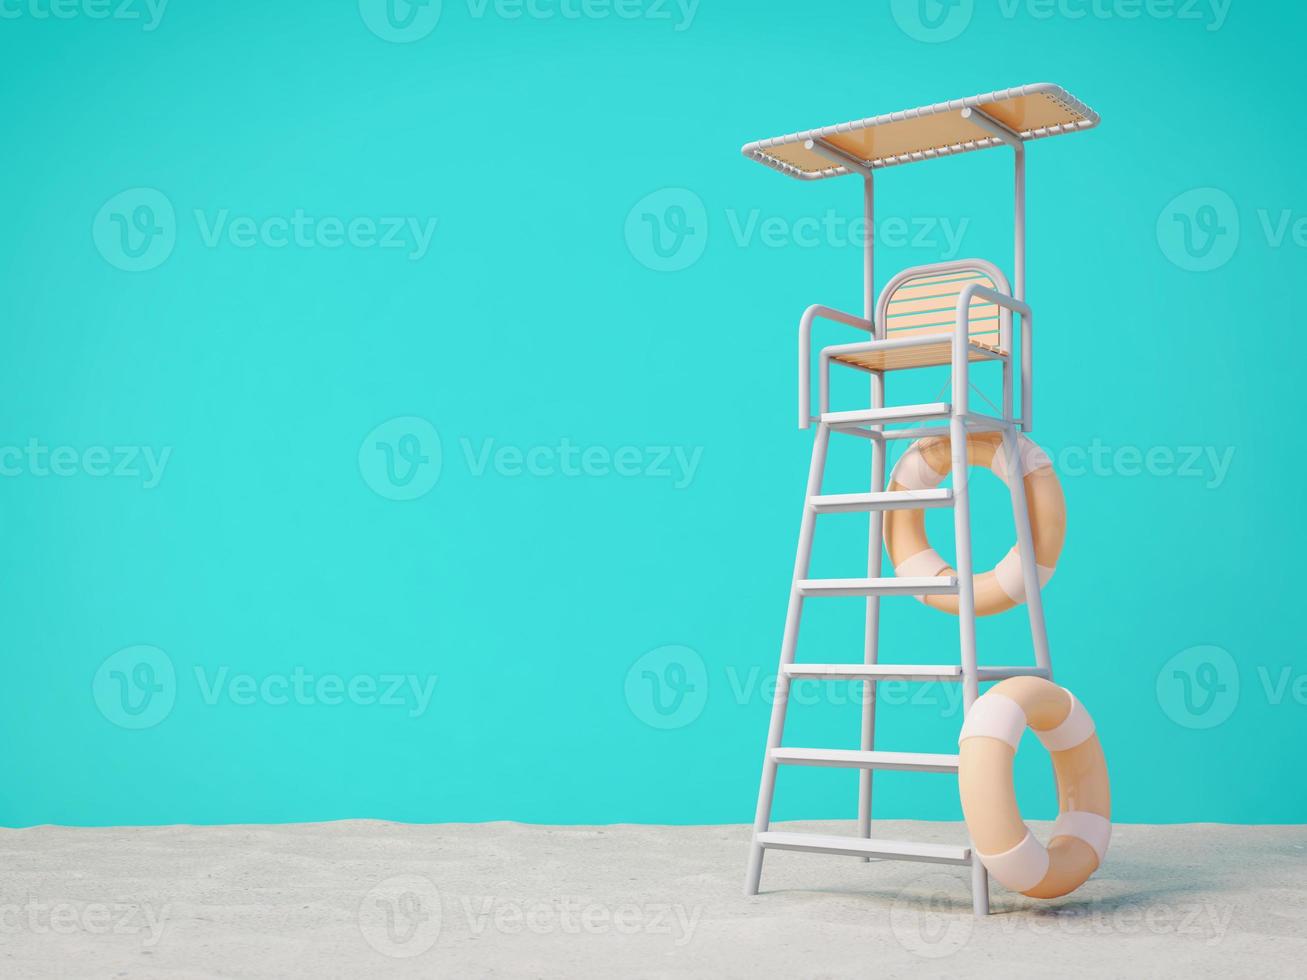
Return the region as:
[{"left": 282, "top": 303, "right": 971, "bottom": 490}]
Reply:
[{"left": 883, "top": 269, "right": 1001, "bottom": 348}]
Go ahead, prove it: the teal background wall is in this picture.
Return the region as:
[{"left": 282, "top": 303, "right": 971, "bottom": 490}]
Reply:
[{"left": 1, "top": 0, "right": 1302, "bottom": 828}]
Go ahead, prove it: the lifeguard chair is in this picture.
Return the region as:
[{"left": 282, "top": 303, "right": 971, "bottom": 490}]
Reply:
[{"left": 740, "top": 83, "right": 1101, "bottom": 916}]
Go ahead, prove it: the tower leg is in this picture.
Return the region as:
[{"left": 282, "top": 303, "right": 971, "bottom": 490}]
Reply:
[
  {"left": 950, "top": 414, "right": 990, "bottom": 917},
  {"left": 746, "top": 423, "right": 831, "bottom": 895},
  {"left": 859, "top": 373, "right": 886, "bottom": 850},
  {"left": 1002, "top": 425, "right": 1052, "bottom": 678}
]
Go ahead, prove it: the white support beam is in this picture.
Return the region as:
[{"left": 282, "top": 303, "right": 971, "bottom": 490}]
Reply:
[
  {"left": 803, "top": 138, "right": 874, "bottom": 179},
  {"left": 959, "top": 107, "right": 1023, "bottom": 148}
]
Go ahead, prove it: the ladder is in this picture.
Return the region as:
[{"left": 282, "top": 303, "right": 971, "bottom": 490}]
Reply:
[{"left": 743, "top": 394, "right": 1053, "bottom": 918}]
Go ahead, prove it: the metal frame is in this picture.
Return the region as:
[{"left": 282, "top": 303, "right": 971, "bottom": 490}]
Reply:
[{"left": 745, "top": 100, "right": 1060, "bottom": 917}]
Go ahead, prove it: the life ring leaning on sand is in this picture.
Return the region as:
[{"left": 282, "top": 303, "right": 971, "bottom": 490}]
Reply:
[
  {"left": 883, "top": 431, "right": 1065, "bottom": 617},
  {"left": 958, "top": 677, "right": 1110, "bottom": 898}
]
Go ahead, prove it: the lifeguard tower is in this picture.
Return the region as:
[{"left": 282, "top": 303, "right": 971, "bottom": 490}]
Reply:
[{"left": 740, "top": 83, "right": 1102, "bottom": 916}]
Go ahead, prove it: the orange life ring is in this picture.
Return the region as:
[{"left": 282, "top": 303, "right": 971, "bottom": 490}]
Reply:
[
  {"left": 883, "top": 431, "right": 1065, "bottom": 617},
  {"left": 958, "top": 677, "right": 1110, "bottom": 898}
]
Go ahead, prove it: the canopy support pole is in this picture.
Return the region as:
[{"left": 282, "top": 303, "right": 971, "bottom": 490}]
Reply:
[
  {"left": 961, "top": 107, "right": 1028, "bottom": 426},
  {"left": 806, "top": 133, "right": 886, "bottom": 844},
  {"left": 857, "top": 171, "right": 883, "bottom": 853}
]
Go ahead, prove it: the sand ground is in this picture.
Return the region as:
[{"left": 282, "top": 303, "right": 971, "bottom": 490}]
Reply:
[{"left": 0, "top": 819, "right": 1303, "bottom": 978}]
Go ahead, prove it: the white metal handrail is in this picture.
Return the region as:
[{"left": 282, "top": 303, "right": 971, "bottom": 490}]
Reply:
[
  {"left": 953, "top": 284, "right": 1033, "bottom": 429},
  {"left": 797, "top": 304, "right": 872, "bottom": 428}
]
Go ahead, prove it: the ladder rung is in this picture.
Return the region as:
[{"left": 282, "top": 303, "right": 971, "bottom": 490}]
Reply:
[
  {"left": 771, "top": 748, "right": 959, "bottom": 773},
  {"left": 809, "top": 488, "right": 953, "bottom": 513},
  {"left": 782, "top": 664, "right": 1052, "bottom": 683},
  {"left": 978, "top": 666, "right": 1052, "bottom": 682},
  {"left": 784, "top": 664, "right": 962, "bottom": 682},
  {"left": 758, "top": 831, "right": 972, "bottom": 862},
  {"left": 797, "top": 576, "right": 958, "bottom": 597},
  {"left": 756, "top": 831, "right": 971, "bottom": 865},
  {"left": 813, "top": 414, "right": 1009, "bottom": 441},
  {"left": 821, "top": 402, "right": 950, "bottom": 428}
]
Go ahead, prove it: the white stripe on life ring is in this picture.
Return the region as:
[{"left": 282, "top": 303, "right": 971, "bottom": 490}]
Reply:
[
  {"left": 894, "top": 548, "right": 949, "bottom": 580},
  {"left": 994, "top": 549, "right": 1056, "bottom": 603},
  {"left": 1035, "top": 693, "right": 1095, "bottom": 752},
  {"left": 892, "top": 444, "right": 946, "bottom": 491},
  {"left": 1051, "top": 810, "right": 1112, "bottom": 863},
  {"left": 990, "top": 437, "right": 1054, "bottom": 488},
  {"left": 958, "top": 692, "right": 1026, "bottom": 749},
  {"left": 977, "top": 829, "right": 1050, "bottom": 893}
]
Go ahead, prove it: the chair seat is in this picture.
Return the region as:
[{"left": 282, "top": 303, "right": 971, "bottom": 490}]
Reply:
[{"left": 832, "top": 338, "right": 1006, "bottom": 372}]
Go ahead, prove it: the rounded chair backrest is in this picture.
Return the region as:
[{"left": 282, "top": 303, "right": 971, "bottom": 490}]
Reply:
[{"left": 878, "top": 264, "right": 1006, "bottom": 349}]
